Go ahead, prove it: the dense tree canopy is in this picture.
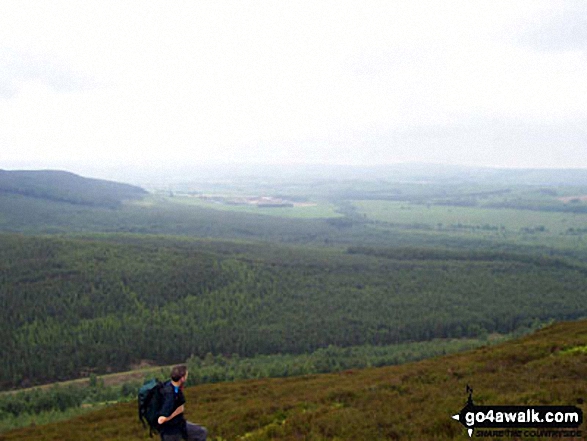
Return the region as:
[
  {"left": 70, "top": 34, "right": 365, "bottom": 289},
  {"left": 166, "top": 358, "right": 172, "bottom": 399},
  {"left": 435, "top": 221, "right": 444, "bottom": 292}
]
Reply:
[{"left": 1, "top": 234, "right": 586, "bottom": 390}]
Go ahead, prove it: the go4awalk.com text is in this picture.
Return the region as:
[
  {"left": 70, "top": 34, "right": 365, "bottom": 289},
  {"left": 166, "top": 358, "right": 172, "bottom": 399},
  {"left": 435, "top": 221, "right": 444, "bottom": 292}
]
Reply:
[{"left": 452, "top": 386, "right": 583, "bottom": 438}]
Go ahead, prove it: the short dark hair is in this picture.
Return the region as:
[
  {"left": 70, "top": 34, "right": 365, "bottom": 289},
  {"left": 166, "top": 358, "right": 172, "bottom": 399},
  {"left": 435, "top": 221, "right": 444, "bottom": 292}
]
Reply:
[{"left": 171, "top": 364, "right": 188, "bottom": 382}]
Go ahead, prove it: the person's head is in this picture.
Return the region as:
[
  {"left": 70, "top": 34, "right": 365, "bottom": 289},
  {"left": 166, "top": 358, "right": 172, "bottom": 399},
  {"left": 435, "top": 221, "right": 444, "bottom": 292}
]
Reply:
[{"left": 170, "top": 364, "right": 188, "bottom": 384}]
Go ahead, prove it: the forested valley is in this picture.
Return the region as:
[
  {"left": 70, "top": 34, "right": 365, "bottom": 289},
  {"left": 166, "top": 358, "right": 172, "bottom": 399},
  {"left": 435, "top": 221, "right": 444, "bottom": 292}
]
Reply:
[
  {"left": 1, "top": 233, "right": 586, "bottom": 391},
  {"left": 2, "top": 168, "right": 587, "bottom": 437}
]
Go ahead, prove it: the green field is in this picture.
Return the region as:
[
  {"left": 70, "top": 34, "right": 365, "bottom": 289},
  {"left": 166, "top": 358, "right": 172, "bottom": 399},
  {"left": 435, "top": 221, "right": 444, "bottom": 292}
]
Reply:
[
  {"left": 154, "top": 195, "right": 343, "bottom": 219},
  {"left": 353, "top": 200, "right": 587, "bottom": 235}
]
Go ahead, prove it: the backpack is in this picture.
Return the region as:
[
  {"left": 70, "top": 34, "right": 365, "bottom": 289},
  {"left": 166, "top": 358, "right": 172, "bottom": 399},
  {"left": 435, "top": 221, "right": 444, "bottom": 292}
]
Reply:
[{"left": 138, "top": 379, "right": 164, "bottom": 437}]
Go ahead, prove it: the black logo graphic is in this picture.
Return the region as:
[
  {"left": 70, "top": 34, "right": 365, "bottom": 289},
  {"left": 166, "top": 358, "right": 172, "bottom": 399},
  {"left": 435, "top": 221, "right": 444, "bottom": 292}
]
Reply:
[{"left": 452, "top": 385, "right": 583, "bottom": 438}]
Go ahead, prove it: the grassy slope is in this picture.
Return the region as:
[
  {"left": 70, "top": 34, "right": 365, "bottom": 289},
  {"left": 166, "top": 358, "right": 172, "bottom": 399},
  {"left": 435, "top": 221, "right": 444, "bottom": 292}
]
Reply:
[
  {"left": 2, "top": 320, "right": 586, "bottom": 441},
  {"left": 0, "top": 170, "right": 146, "bottom": 208}
]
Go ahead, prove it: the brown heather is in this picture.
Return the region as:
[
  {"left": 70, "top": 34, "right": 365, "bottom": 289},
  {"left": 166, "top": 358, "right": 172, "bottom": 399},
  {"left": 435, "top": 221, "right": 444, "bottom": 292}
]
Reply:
[{"left": 2, "top": 320, "right": 586, "bottom": 441}]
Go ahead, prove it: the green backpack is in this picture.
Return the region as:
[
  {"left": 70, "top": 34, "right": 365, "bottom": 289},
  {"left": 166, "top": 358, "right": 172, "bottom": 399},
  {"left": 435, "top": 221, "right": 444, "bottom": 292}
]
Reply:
[{"left": 138, "top": 379, "right": 164, "bottom": 437}]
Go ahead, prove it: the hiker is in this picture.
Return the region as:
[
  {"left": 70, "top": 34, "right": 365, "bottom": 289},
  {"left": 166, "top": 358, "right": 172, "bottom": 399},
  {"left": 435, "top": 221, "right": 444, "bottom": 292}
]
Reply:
[{"left": 157, "top": 364, "right": 207, "bottom": 441}]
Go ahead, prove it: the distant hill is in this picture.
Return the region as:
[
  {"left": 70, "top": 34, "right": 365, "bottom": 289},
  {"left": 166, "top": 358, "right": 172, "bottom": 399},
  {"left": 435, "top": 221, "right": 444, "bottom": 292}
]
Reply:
[
  {"left": 352, "top": 164, "right": 587, "bottom": 186},
  {"left": 0, "top": 170, "right": 147, "bottom": 208},
  {"left": 1, "top": 319, "right": 585, "bottom": 440},
  {"left": 136, "top": 163, "right": 587, "bottom": 186}
]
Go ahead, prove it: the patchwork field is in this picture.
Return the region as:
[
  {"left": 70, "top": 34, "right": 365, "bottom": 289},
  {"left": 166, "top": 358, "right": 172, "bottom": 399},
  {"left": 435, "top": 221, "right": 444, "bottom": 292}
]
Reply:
[
  {"left": 158, "top": 194, "right": 343, "bottom": 219},
  {"left": 353, "top": 200, "right": 587, "bottom": 235}
]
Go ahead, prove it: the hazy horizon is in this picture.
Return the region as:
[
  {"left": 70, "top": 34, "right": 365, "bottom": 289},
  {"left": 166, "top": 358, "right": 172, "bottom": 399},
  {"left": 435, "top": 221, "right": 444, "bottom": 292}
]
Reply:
[{"left": 4, "top": 160, "right": 587, "bottom": 189}]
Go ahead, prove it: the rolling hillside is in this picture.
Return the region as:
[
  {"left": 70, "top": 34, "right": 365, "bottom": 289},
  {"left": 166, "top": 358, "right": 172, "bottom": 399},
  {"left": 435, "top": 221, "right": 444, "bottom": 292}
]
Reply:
[
  {"left": 0, "top": 170, "right": 147, "bottom": 208},
  {"left": 1, "top": 319, "right": 585, "bottom": 440}
]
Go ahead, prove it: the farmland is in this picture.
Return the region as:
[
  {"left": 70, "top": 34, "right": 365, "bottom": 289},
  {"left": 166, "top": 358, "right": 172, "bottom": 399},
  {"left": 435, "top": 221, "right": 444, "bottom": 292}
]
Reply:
[
  {"left": 353, "top": 200, "right": 587, "bottom": 236},
  {"left": 149, "top": 194, "right": 343, "bottom": 219}
]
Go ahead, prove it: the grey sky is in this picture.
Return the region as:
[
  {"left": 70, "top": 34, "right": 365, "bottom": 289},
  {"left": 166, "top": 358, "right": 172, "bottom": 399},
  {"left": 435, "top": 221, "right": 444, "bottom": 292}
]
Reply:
[{"left": 1, "top": 0, "right": 586, "bottom": 176}]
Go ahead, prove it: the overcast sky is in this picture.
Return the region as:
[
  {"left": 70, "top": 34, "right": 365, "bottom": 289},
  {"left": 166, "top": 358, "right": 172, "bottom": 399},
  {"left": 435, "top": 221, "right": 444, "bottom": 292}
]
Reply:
[{"left": 1, "top": 0, "right": 586, "bottom": 176}]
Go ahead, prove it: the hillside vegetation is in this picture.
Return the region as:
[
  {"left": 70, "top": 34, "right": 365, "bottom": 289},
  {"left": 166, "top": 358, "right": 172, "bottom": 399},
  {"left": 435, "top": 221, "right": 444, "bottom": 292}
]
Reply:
[
  {"left": 2, "top": 233, "right": 586, "bottom": 390},
  {"left": 1, "top": 319, "right": 585, "bottom": 440},
  {"left": 2, "top": 167, "right": 587, "bottom": 440},
  {"left": 0, "top": 170, "right": 146, "bottom": 208}
]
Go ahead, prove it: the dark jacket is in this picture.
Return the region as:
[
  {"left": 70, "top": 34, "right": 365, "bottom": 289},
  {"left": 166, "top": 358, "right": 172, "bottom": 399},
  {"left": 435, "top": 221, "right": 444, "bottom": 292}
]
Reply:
[{"left": 158, "top": 381, "right": 187, "bottom": 436}]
